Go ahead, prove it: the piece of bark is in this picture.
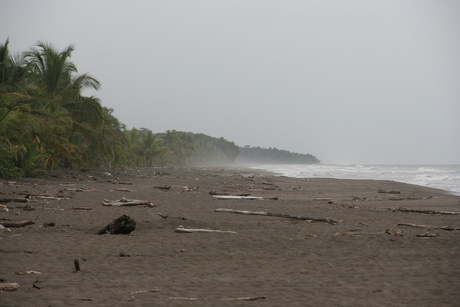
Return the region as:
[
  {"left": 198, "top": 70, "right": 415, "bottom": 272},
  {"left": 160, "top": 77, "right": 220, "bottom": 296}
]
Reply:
[
  {"left": 175, "top": 225, "right": 237, "bottom": 234},
  {"left": 97, "top": 215, "right": 136, "bottom": 235},
  {"left": 0, "top": 220, "right": 34, "bottom": 228},
  {"left": 101, "top": 197, "right": 155, "bottom": 207},
  {"left": 397, "top": 223, "right": 459, "bottom": 231},
  {"left": 215, "top": 208, "right": 340, "bottom": 225},
  {"left": 378, "top": 189, "right": 401, "bottom": 194},
  {"left": 0, "top": 283, "right": 19, "bottom": 291},
  {"left": 393, "top": 207, "right": 460, "bottom": 215},
  {"left": 0, "top": 197, "right": 29, "bottom": 203}
]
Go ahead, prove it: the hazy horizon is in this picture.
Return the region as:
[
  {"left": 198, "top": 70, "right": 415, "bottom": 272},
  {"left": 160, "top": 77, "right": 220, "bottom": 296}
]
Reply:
[{"left": 2, "top": 0, "right": 459, "bottom": 165}]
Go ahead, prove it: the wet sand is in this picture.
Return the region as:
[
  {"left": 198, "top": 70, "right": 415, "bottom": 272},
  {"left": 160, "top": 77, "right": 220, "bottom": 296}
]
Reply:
[{"left": 1, "top": 167, "right": 459, "bottom": 306}]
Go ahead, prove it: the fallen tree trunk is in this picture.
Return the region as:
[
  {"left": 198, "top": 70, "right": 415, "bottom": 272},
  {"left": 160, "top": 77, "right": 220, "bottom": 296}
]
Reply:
[
  {"left": 0, "top": 220, "right": 35, "bottom": 228},
  {"left": 397, "top": 223, "right": 459, "bottom": 231},
  {"left": 101, "top": 197, "right": 155, "bottom": 207},
  {"left": 175, "top": 225, "right": 237, "bottom": 234},
  {"left": 215, "top": 208, "right": 340, "bottom": 225},
  {"left": 393, "top": 207, "right": 460, "bottom": 215}
]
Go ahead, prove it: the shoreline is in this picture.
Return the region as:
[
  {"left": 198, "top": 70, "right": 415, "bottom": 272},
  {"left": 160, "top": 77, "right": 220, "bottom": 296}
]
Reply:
[{"left": 1, "top": 167, "right": 459, "bottom": 306}]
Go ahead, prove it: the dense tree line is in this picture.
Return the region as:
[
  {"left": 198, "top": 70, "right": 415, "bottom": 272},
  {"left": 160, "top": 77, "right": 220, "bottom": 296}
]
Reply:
[
  {"left": 0, "top": 40, "right": 240, "bottom": 178},
  {"left": 0, "top": 39, "right": 317, "bottom": 178},
  {"left": 237, "top": 146, "right": 320, "bottom": 165}
]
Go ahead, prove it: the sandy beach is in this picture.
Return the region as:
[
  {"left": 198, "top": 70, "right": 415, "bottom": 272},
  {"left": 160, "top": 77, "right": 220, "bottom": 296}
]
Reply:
[{"left": 1, "top": 167, "right": 459, "bottom": 306}]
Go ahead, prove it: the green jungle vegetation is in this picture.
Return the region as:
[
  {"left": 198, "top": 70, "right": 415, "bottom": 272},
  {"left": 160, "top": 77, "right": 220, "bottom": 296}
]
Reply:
[
  {"left": 0, "top": 39, "right": 318, "bottom": 179},
  {"left": 237, "top": 146, "right": 320, "bottom": 165}
]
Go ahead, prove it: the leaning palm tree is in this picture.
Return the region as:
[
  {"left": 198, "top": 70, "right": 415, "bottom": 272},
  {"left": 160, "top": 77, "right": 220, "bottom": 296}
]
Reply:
[{"left": 24, "top": 42, "right": 106, "bottom": 168}]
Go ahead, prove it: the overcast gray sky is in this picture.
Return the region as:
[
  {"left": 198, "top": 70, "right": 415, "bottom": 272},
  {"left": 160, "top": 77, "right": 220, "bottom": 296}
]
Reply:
[{"left": 2, "top": 0, "right": 459, "bottom": 164}]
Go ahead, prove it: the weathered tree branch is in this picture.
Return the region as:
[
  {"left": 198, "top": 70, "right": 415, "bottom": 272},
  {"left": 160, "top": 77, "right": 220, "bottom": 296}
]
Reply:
[
  {"left": 393, "top": 207, "right": 460, "bottom": 215},
  {"left": 175, "top": 225, "right": 237, "bottom": 234},
  {"left": 101, "top": 197, "right": 155, "bottom": 207},
  {"left": 215, "top": 208, "right": 340, "bottom": 225},
  {"left": 397, "top": 223, "right": 459, "bottom": 231}
]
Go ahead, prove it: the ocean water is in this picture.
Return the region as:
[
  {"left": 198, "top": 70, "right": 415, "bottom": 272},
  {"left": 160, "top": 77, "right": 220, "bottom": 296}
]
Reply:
[{"left": 251, "top": 164, "right": 460, "bottom": 195}]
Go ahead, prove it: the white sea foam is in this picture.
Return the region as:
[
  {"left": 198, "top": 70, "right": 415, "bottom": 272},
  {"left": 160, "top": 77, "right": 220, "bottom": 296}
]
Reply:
[{"left": 251, "top": 164, "right": 460, "bottom": 194}]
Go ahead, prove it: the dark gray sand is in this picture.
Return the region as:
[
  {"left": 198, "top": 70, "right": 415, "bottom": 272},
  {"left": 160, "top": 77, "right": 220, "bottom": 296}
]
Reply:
[{"left": 1, "top": 167, "right": 459, "bottom": 306}]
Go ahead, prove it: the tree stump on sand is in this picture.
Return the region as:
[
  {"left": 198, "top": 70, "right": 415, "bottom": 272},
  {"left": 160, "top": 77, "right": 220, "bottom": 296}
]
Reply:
[{"left": 97, "top": 215, "right": 136, "bottom": 235}]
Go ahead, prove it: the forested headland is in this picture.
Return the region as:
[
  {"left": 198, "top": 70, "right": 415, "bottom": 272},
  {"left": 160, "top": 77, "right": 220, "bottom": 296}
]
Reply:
[{"left": 0, "top": 40, "right": 318, "bottom": 179}]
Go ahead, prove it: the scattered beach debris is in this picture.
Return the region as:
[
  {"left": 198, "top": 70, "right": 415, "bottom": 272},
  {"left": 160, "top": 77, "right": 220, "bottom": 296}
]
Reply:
[
  {"left": 378, "top": 189, "right": 401, "bottom": 194},
  {"left": 391, "top": 207, "right": 460, "bottom": 215},
  {"left": 0, "top": 283, "right": 19, "bottom": 292},
  {"left": 0, "top": 220, "right": 34, "bottom": 228},
  {"left": 97, "top": 215, "right": 136, "bottom": 235},
  {"left": 183, "top": 186, "right": 199, "bottom": 192},
  {"left": 101, "top": 197, "right": 155, "bottom": 207},
  {"left": 397, "top": 223, "right": 459, "bottom": 231},
  {"left": 215, "top": 208, "right": 340, "bottom": 225},
  {"left": 168, "top": 297, "right": 198, "bottom": 301},
  {"left": 152, "top": 185, "right": 171, "bottom": 191},
  {"left": 174, "top": 225, "right": 237, "bottom": 234},
  {"left": 223, "top": 296, "right": 266, "bottom": 301}
]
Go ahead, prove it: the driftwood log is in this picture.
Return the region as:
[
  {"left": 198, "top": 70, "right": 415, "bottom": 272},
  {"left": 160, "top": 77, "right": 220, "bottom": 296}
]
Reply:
[
  {"left": 213, "top": 195, "right": 278, "bottom": 200},
  {"left": 393, "top": 207, "right": 460, "bottom": 215},
  {"left": 0, "top": 197, "right": 29, "bottom": 203},
  {"left": 215, "top": 208, "right": 340, "bottom": 225},
  {"left": 152, "top": 185, "right": 171, "bottom": 191},
  {"left": 0, "top": 283, "right": 19, "bottom": 291},
  {"left": 223, "top": 296, "right": 266, "bottom": 301},
  {"left": 397, "top": 223, "right": 459, "bottom": 231},
  {"left": 175, "top": 225, "right": 237, "bottom": 234},
  {"left": 101, "top": 197, "right": 155, "bottom": 207},
  {"left": 0, "top": 220, "right": 35, "bottom": 228},
  {"left": 97, "top": 215, "right": 136, "bottom": 235}
]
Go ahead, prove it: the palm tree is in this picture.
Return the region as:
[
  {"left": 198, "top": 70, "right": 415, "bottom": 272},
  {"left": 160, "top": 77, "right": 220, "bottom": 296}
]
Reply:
[
  {"left": 24, "top": 42, "right": 106, "bottom": 168},
  {"left": 161, "top": 130, "right": 195, "bottom": 165}
]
